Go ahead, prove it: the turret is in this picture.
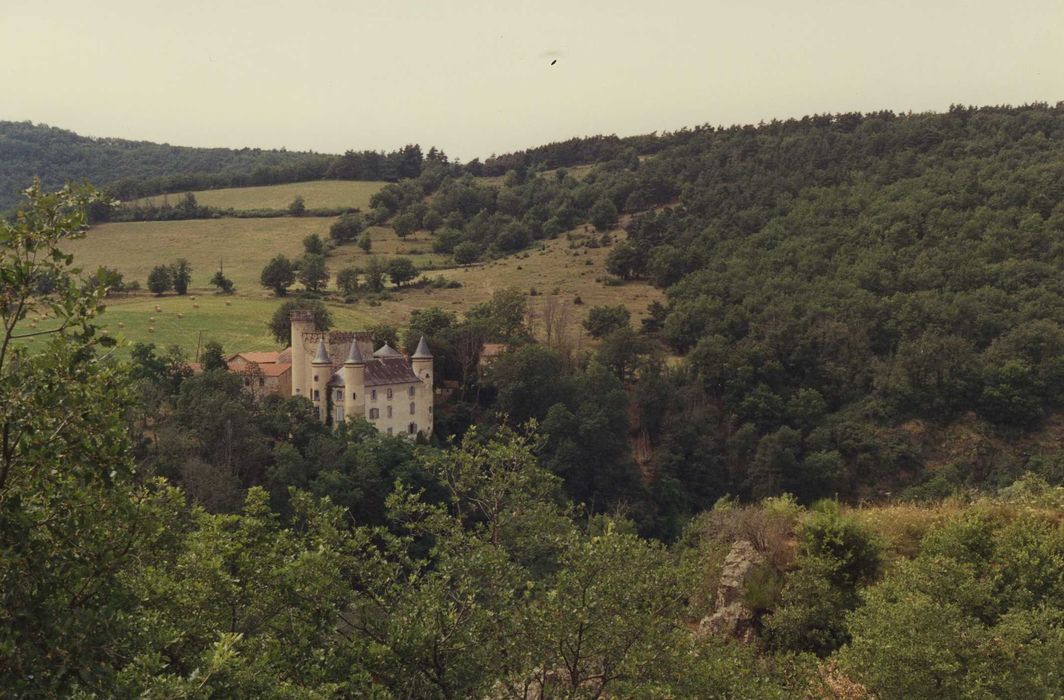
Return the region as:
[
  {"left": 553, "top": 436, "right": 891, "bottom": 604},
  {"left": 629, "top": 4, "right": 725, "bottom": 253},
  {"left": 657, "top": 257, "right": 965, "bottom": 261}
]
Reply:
[
  {"left": 342, "top": 338, "right": 366, "bottom": 420},
  {"left": 290, "top": 310, "right": 316, "bottom": 398},
  {"left": 411, "top": 336, "right": 434, "bottom": 435},
  {"left": 310, "top": 339, "right": 331, "bottom": 421}
]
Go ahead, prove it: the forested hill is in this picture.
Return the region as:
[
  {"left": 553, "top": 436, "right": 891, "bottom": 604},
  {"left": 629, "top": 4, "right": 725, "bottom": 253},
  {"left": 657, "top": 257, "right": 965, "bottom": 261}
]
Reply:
[
  {"left": 0, "top": 121, "right": 345, "bottom": 209},
  {"left": 612, "top": 102, "right": 1064, "bottom": 506}
]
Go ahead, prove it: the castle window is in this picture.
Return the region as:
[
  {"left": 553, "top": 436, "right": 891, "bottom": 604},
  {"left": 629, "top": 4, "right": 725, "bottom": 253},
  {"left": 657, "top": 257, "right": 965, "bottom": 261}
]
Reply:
[
  {"left": 335, "top": 389, "right": 343, "bottom": 402},
  {"left": 316, "top": 407, "right": 321, "bottom": 420},
  {"left": 387, "top": 427, "right": 393, "bottom": 436},
  {"left": 313, "top": 389, "right": 320, "bottom": 401},
  {"left": 387, "top": 406, "right": 393, "bottom": 418},
  {"left": 369, "top": 408, "right": 379, "bottom": 419},
  {"left": 335, "top": 406, "right": 344, "bottom": 423},
  {"left": 408, "top": 422, "right": 417, "bottom": 434},
  {"left": 429, "top": 405, "right": 433, "bottom": 414},
  {"left": 351, "top": 391, "right": 356, "bottom": 400},
  {"left": 409, "top": 386, "right": 416, "bottom": 397},
  {"left": 387, "top": 388, "right": 393, "bottom": 399},
  {"left": 410, "top": 402, "right": 415, "bottom": 415},
  {"left": 371, "top": 389, "right": 377, "bottom": 400},
  {"left": 313, "top": 375, "right": 319, "bottom": 382},
  {"left": 258, "top": 378, "right": 265, "bottom": 387}
]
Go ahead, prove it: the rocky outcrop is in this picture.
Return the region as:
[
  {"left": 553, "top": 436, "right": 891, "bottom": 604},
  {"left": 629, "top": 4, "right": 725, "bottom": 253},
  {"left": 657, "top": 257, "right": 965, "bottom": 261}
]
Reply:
[{"left": 698, "top": 540, "right": 765, "bottom": 644}]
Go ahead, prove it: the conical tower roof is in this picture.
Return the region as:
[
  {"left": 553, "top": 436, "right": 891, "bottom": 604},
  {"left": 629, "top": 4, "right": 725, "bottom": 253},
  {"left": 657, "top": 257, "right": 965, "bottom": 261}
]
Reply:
[
  {"left": 344, "top": 338, "right": 365, "bottom": 365},
  {"left": 412, "top": 335, "right": 432, "bottom": 359},
  {"left": 312, "top": 339, "right": 331, "bottom": 365},
  {"left": 373, "top": 343, "right": 403, "bottom": 359}
]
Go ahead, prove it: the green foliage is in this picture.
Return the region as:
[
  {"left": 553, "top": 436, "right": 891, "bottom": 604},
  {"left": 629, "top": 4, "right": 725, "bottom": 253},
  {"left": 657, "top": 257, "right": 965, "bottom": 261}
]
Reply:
[
  {"left": 171, "top": 258, "right": 192, "bottom": 295},
  {"left": 362, "top": 256, "right": 387, "bottom": 292},
  {"left": 298, "top": 253, "right": 329, "bottom": 293},
  {"left": 589, "top": 196, "right": 619, "bottom": 230},
  {"left": 368, "top": 323, "right": 399, "bottom": 349},
  {"left": 147, "top": 264, "right": 173, "bottom": 295},
  {"left": 356, "top": 230, "right": 372, "bottom": 253},
  {"left": 201, "top": 340, "right": 226, "bottom": 371},
  {"left": 838, "top": 511, "right": 1064, "bottom": 698},
  {"left": 301, "top": 232, "right": 324, "bottom": 255},
  {"left": 582, "top": 303, "right": 631, "bottom": 338},
  {"left": 452, "top": 240, "right": 481, "bottom": 264},
  {"left": 328, "top": 211, "right": 365, "bottom": 243},
  {"left": 392, "top": 211, "right": 418, "bottom": 238},
  {"left": 287, "top": 195, "right": 306, "bottom": 216},
  {"left": 605, "top": 240, "right": 642, "bottom": 280},
  {"left": 209, "top": 268, "right": 235, "bottom": 294},
  {"left": 267, "top": 298, "right": 332, "bottom": 344},
  {"left": 764, "top": 504, "right": 882, "bottom": 655},
  {"left": 259, "top": 254, "right": 295, "bottom": 296},
  {"left": 334, "top": 266, "right": 360, "bottom": 297},
  {"left": 387, "top": 256, "right": 417, "bottom": 287}
]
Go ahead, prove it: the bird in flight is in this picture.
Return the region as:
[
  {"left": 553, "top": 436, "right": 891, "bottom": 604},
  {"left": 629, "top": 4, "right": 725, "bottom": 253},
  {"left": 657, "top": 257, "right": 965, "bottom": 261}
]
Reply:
[{"left": 551, "top": 59, "right": 557, "bottom": 65}]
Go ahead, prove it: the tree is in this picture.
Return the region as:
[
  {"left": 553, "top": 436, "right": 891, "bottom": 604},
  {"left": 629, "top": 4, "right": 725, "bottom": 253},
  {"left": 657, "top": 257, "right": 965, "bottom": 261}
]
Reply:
[
  {"left": 303, "top": 233, "right": 325, "bottom": 255},
  {"left": 392, "top": 212, "right": 418, "bottom": 238},
  {"left": 453, "top": 241, "right": 481, "bottom": 264},
  {"left": 422, "top": 209, "right": 442, "bottom": 233},
  {"left": 288, "top": 195, "right": 306, "bottom": 216},
  {"left": 583, "top": 304, "right": 631, "bottom": 338},
  {"left": 147, "top": 264, "right": 173, "bottom": 295},
  {"left": 336, "top": 266, "right": 361, "bottom": 297},
  {"left": 388, "top": 257, "right": 418, "bottom": 287},
  {"left": 268, "top": 298, "right": 332, "bottom": 344},
  {"left": 357, "top": 230, "right": 372, "bottom": 253},
  {"left": 364, "top": 256, "right": 387, "bottom": 292},
  {"left": 369, "top": 323, "right": 399, "bottom": 348},
  {"left": 171, "top": 258, "right": 192, "bottom": 295},
  {"left": 209, "top": 267, "right": 235, "bottom": 293},
  {"left": 260, "top": 254, "right": 296, "bottom": 296},
  {"left": 299, "top": 253, "right": 329, "bottom": 293},
  {"left": 0, "top": 182, "right": 183, "bottom": 694},
  {"left": 329, "top": 212, "right": 365, "bottom": 243},
  {"left": 589, "top": 197, "right": 619, "bottom": 231},
  {"left": 605, "top": 240, "right": 641, "bottom": 280},
  {"left": 487, "top": 344, "right": 567, "bottom": 424},
  {"left": 201, "top": 340, "right": 227, "bottom": 371}
]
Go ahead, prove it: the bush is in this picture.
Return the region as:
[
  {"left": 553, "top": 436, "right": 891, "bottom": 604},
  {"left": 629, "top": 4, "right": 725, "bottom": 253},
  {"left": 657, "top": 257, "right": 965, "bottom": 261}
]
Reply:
[
  {"left": 147, "top": 265, "right": 172, "bottom": 296},
  {"left": 329, "top": 212, "right": 366, "bottom": 243},
  {"left": 209, "top": 270, "right": 235, "bottom": 294}
]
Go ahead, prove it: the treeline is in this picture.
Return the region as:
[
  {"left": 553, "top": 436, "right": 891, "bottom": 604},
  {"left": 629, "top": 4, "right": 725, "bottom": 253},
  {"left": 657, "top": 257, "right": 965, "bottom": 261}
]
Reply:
[
  {"left": 0, "top": 120, "right": 333, "bottom": 209},
  {"left": 0, "top": 119, "right": 667, "bottom": 210}
]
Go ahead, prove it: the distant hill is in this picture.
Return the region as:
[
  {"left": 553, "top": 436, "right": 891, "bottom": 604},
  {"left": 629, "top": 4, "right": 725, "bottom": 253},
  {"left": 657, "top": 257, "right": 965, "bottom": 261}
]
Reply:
[{"left": 0, "top": 121, "right": 339, "bottom": 210}]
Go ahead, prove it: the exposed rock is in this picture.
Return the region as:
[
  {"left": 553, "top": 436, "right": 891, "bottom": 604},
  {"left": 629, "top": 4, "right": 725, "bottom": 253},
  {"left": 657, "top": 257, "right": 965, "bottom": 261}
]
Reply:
[{"left": 699, "top": 539, "right": 765, "bottom": 644}]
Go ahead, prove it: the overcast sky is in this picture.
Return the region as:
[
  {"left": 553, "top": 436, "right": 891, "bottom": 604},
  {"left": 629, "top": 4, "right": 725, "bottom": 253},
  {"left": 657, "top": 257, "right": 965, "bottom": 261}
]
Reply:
[{"left": 2, "top": 0, "right": 1061, "bottom": 160}]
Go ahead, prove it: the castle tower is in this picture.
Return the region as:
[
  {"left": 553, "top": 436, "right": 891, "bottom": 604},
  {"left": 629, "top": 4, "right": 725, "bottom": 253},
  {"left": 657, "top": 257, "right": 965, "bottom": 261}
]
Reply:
[
  {"left": 310, "top": 339, "right": 331, "bottom": 422},
  {"left": 411, "top": 336, "right": 434, "bottom": 435},
  {"left": 342, "top": 338, "right": 366, "bottom": 421},
  {"left": 290, "top": 310, "right": 316, "bottom": 398}
]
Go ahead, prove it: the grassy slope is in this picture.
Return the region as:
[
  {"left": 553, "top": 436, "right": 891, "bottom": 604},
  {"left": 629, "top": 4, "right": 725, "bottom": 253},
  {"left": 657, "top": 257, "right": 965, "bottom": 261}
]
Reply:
[
  {"left": 129, "top": 180, "right": 386, "bottom": 211},
  {"left": 63, "top": 224, "right": 661, "bottom": 357}
]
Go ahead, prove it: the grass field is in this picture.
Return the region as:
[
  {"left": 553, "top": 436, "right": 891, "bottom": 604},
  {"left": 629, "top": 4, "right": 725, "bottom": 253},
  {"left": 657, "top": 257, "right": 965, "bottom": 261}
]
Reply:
[
  {"left": 59, "top": 183, "right": 664, "bottom": 357},
  {"left": 66, "top": 217, "right": 336, "bottom": 291},
  {"left": 87, "top": 295, "right": 377, "bottom": 356},
  {"left": 129, "top": 180, "right": 385, "bottom": 211}
]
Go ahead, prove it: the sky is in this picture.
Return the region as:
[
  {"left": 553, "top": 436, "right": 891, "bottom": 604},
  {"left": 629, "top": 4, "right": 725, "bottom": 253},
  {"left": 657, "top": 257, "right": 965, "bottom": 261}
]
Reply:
[{"left": 1, "top": 0, "right": 1062, "bottom": 160}]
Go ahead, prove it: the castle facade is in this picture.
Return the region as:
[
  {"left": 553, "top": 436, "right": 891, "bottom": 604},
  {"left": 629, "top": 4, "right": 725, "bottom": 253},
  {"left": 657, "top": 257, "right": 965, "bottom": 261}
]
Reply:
[{"left": 289, "top": 310, "right": 434, "bottom": 438}]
